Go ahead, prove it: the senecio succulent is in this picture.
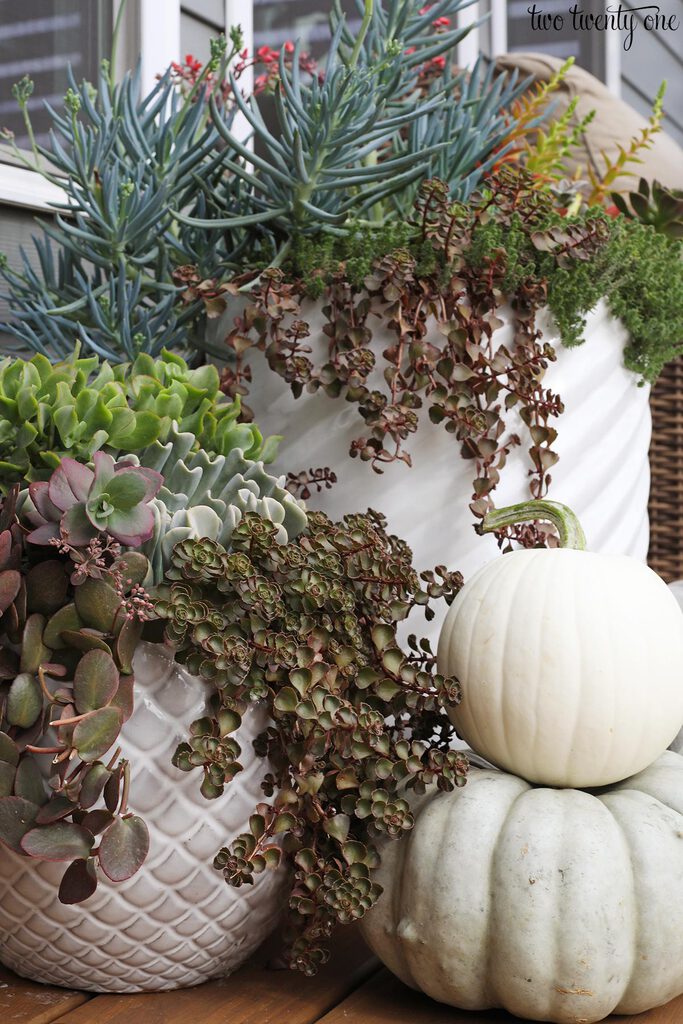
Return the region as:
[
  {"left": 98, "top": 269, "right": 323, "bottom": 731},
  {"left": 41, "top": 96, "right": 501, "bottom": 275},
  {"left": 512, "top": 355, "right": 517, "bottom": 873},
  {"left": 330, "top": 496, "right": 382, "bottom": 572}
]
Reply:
[
  {"left": 0, "top": 346, "right": 276, "bottom": 490},
  {"left": 157, "top": 508, "right": 466, "bottom": 972}
]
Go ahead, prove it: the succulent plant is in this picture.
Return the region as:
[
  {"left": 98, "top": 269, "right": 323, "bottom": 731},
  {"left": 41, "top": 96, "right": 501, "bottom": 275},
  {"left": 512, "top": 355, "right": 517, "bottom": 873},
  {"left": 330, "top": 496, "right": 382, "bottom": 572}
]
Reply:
[
  {"left": 0, "top": 347, "right": 275, "bottom": 490},
  {"left": 24, "top": 454, "right": 163, "bottom": 548},
  {"left": 612, "top": 177, "right": 683, "bottom": 240},
  {"left": 156, "top": 507, "right": 466, "bottom": 971},
  {"left": 0, "top": 486, "right": 153, "bottom": 903},
  {"left": 128, "top": 424, "right": 306, "bottom": 583}
]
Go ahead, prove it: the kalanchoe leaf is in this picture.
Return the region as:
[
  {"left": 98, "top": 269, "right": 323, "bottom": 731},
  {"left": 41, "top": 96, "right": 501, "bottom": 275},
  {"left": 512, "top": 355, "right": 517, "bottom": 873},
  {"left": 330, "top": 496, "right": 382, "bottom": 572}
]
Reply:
[
  {"left": 7, "top": 672, "right": 42, "bottom": 728},
  {"left": 80, "top": 809, "right": 115, "bottom": 835},
  {"left": 61, "top": 629, "right": 112, "bottom": 655},
  {"left": 0, "top": 761, "right": 15, "bottom": 798},
  {"left": 35, "top": 795, "right": 79, "bottom": 824},
  {"left": 43, "top": 604, "right": 84, "bottom": 649},
  {"left": 0, "top": 569, "right": 21, "bottom": 614},
  {"left": 21, "top": 821, "right": 95, "bottom": 861},
  {"left": 0, "top": 732, "right": 20, "bottom": 766},
  {"left": 13, "top": 757, "right": 47, "bottom": 806},
  {"left": 72, "top": 707, "right": 122, "bottom": 762},
  {"left": 103, "top": 765, "right": 123, "bottom": 813},
  {"left": 58, "top": 857, "right": 98, "bottom": 905},
  {"left": 79, "top": 763, "right": 111, "bottom": 809},
  {"left": 74, "top": 579, "right": 125, "bottom": 634},
  {"left": 20, "top": 613, "right": 49, "bottom": 673},
  {"left": 0, "top": 796, "right": 40, "bottom": 853},
  {"left": 73, "top": 649, "right": 119, "bottom": 714},
  {"left": 25, "top": 560, "right": 69, "bottom": 616},
  {"left": 98, "top": 815, "right": 150, "bottom": 882},
  {"left": 109, "top": 673, "right": 135, "bottom": 722}
]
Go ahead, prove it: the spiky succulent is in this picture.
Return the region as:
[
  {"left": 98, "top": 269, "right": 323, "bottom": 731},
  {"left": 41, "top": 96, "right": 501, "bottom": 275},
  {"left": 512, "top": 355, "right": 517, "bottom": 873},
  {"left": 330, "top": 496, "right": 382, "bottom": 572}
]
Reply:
[
  {"left": 156, "top": 507, "right": 466, "bottom": 970},
  {"left": 0, "top": 347, "right": 274, "bottom": 490}
]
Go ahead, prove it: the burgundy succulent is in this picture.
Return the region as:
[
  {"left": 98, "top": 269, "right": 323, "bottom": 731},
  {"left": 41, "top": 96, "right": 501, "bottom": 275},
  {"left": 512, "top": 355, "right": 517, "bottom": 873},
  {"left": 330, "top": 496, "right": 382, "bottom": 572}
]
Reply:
[{"left": 25, "top": 453, "right": 163, "bottom": 547}]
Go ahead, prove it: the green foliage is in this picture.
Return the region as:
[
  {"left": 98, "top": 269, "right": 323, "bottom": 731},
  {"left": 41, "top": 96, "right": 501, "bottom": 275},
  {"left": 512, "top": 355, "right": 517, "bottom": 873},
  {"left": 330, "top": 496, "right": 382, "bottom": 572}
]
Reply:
[
  {"left": 0, "top": 347, "right": 273, "bottom": 489},
  {"left": 156, "top": 508, "right": 465, "bottom": 971},
  {"left": 0, "top": 486, "right": 152, "bottom": 901},
  {"left": 612, "top": 177, "right": 683, "bottom": 241}
]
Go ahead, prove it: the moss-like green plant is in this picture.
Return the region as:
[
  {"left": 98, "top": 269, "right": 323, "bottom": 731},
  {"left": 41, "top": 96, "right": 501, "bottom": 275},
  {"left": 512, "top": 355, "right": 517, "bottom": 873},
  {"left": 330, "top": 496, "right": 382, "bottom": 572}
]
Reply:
[{"left": 0, "top": 347, "right": 277, "bottom": 489}]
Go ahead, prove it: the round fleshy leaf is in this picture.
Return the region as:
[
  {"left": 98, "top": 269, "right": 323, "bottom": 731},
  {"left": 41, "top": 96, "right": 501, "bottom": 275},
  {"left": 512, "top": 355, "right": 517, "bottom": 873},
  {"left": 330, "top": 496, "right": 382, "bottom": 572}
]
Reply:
[
  {"left": 61, "top": 629, "right": 112, "bottom": 655},
  {"left": 43, "top": 603, "right": 84, "bottom": 649},
  {"left": 19, "top": 613, "right": 49, "bottom": 673},
  {"left": 0, "top": 796, "right": 39, "bottom": 853},
  {"left": 109, "top": 673, "right": 134, "bottom": 723},
  {"left": 13, "top": 757, "right": 46, "bottom": 806},
  {"left": 0, "top": 647, "right": 19, "bottom": 679},
  {"left": 0, "top": 731, "right": 19, "bottom": 767},
  {"left": 79, "top": 763, "right": 111, "bottom": 809},
  {"left": 116, "top": 552, "right": 149, "bottom": 592},
  {"left": 98, "top": 815, "right": 149, "bottom": 882},
  {"left": 7, "top": 673, "right": 42, "bottom": 728},
  {"left": 58, "top": 857, "right": 98, "bottom": 905},
  {"left": 116, "top": 617, "right": 142, "bottom": 675},
  {"left": 73, "top": 649, "right": 119, "bottom": 714},
  {"left": 25, "top": 560, "right": 69, "bottom": 616},
  {"left": 36, "top": 795, "right": 79, "bottom": 824},
  {"left": 0, "top": 569, "right": 21, "bottom": 614},
  {"left": 80, "top": 809, "right": 115, "bottom": 835},
  {"left": 74, "top": 578, "right": 125, "bottom": 635},
  {"left": 72, "top": 707, "right": 122, "bottom": 762},
  {"left": 21, "top": 821, "right": 95, "bottom": 861},
  {"left": 0, "top": 761, "right": 15, "bottom": 798}
]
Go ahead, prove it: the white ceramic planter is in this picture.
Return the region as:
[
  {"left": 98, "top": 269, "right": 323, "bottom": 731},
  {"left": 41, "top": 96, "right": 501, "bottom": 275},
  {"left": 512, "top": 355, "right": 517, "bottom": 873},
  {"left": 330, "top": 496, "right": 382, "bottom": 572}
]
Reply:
[
  {"left": 0, "top": 643, "right": 284, "bottom": 993},
  {"left": 243, "top": 298, "right": 651, "bottom": 645}
]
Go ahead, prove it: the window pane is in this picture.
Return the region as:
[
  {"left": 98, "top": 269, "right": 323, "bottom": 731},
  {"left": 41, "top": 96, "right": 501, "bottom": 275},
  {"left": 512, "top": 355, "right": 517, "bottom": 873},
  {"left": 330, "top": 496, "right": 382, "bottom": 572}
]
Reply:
[
  {"left": 0, "top": 0, "right": 112, "bottom": 150},
  {"left": 254, "top": 0, "right": 360, "bottom": 58},
  {"left": 181, "top": 1, "right": 224, "bottom": 65},
  {"left": 506, "top": 0, "right": 605, "bottom": 79}
]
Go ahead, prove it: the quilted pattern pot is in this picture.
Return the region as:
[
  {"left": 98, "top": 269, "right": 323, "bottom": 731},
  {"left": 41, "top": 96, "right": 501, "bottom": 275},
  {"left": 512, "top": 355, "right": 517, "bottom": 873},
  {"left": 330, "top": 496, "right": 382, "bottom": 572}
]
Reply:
[{"left": 0, "top": 642, "right": 285, "bottom": 993}]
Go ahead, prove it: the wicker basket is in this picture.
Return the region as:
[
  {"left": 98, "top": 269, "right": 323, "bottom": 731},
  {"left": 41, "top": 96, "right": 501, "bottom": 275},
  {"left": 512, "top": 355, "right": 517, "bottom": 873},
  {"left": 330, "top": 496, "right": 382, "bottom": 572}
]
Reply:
[{"left": 649, "top": 356, "right": 683, "bottom": 581}]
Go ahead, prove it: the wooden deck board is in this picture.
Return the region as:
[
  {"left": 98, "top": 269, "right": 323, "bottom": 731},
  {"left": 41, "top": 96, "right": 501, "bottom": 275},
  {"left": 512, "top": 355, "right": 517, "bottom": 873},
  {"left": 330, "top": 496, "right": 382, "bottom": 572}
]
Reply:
[
  {"left": 2, "top": 937, "right": 683, "bottom": 1023},
  {"left": 0, "top": 965, "right": 88, "bottom": 1024}
]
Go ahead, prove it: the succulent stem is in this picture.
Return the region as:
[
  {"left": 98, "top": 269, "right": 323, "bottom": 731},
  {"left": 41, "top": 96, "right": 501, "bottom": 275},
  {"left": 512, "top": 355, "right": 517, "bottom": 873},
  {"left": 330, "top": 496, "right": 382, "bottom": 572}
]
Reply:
[
  {"left": 349, "top": 0, "right": 374, "bottom": 68},
  {"left": 480, "top": 500, "right": 587, "bottom": 551}
]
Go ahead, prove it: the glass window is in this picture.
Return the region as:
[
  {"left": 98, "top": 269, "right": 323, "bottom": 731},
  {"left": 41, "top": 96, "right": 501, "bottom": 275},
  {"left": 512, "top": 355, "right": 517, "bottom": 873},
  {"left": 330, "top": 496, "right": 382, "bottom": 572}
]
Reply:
[
  {"left": 181, "top": 0, "right": 225, "bottom": 65},
  {"left": 253, "top": 0, "right": 359, "bottom": 58},
  {"left": 506, "top": 0, "right": 606, "bottom": 79},
  {"left": 0, "top": 0, "right": 113, "bottom": 150}
]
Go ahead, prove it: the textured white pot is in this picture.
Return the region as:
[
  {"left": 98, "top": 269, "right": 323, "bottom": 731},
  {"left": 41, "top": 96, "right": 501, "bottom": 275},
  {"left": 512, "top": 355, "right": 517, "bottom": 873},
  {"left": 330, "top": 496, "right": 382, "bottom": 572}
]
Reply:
[
  {"left": 244, "top": 298, "right": 651, "bottom": 645},
  {"left": 0, "top": 642, "right": 285, "bottom": 993}
]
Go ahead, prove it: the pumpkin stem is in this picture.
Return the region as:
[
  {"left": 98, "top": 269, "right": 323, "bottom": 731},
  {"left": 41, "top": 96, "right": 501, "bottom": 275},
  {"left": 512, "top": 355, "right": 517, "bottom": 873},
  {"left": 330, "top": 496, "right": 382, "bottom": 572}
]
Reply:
[{"left": 480, "top": 500, "right": 587, "bottom": 550}]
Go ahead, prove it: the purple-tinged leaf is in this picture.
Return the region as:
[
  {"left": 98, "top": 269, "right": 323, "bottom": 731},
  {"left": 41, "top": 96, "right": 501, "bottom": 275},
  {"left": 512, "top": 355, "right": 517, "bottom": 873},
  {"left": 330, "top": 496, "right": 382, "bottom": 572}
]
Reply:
[
  {"left": 20, "top": 613, "right": 48, "bottom": 673},
  {"left": 61, "top": 629, "right": 112, "bottom": 655},
  {"left": 49, "top": 459, "right": 93, "bottom": 508},
  {"left": 28, "top": 480, "right": 61, "bottom": 521},
  {"left": 116, "top": 552, "right": 149, "bottom": 592},
  {"left": 43, "top": 603, "right": 83, "bottom": 649},
  {"left": 80, "top": 809, "right": 115, "bottom": 835},
  {"left": 0, "top": 569, "right": 21, "bottom": 614},
  {"left": 99, "top": 815, "right": 149, "bottom": 882},
  {"left": 0, "top": 796, "right": 39, "bottom": 853},
  {"left": 106, "top": 505, "right": 155, "bottom": 546},
  {"left": 25, "top": 560, "right": 69, "bottom": 616},
  {"left": 58, "top": 857, "right": 98, "bottom": 905},
  {"left": 13, "top": 757, "right": 46, "bottom": 806},
  {"left": 0, "top": 761, "right": 15, "bottom": 798},
  {"left": 26, "top": 522, "right": 60, "bottom": 546},
  {"left": 79, "top": 763, "right": 111, "bottom": 809},
  {"left": 21, "top": 821, "right": 95, "bottom": 861},
  {"left": 74, "top": 649, "right": 119, "bottom": 714},
  {"left": 72, "top": 707, "right": 122, "bottom": 762},
  {"left": 0, "top": 732, "right": 19, "bottom": 767},
  {"left": 36, "top": 795, "right": 79, "bottom": 824},
  {"left": 116, "top": 617, "right": 142, "bottom": 675},
  {"left": 61, "top": 505, "right": 96, "bottom": 546},
  {"left": 109, "top": 673, "right": 134, "bottom": 722},
  {"left": 7, "top": 673, "right": 42, "bottom": 728},
  {"left": 104, "top": 766, "right": 122, "bottom": 813},
  {"left": 74, "top": 579, "right": 125, "bottom": 635},
  {"left": 0, "top": 647, "right": 19, "bottom": 678}
]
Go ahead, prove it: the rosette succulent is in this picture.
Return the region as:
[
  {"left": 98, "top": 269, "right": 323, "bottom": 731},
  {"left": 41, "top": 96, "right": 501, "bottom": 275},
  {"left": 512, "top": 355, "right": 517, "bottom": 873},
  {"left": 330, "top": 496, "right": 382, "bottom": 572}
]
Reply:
[
  {"left": 0, "top": 347, "right": 275, "bottom": 490},
  {"left": 24, "top": 454, "right": 163, "bottom": 547}
]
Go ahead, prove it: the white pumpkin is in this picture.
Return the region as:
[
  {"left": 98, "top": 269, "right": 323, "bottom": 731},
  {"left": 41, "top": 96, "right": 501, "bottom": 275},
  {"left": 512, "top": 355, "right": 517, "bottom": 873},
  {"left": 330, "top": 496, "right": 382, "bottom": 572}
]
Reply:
[
  {"left": 360, "top": 750, "right": 683, "bottom": 1024},
  {"left": 438, "top": 501, "right": 683, "bottom": 787}
]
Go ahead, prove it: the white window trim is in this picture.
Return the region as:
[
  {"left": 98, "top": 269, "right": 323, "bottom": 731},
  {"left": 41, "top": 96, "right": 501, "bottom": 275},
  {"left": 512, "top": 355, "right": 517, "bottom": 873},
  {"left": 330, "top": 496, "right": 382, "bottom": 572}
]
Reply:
[{"left": 0, "top": 0, "right": 254, "bottom": 210}]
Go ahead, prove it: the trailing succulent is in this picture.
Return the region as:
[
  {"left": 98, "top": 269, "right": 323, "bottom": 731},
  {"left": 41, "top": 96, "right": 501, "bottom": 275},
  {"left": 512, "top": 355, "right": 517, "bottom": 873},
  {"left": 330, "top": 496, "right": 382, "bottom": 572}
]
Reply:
[
  {"left": 0, "top": 485, "right": 153, "bottom": 903},
  {"left": 156, "top": 507, "right": 465, "bottom": 972},
  {"left": 209, "top": 166, "right": 683, "bottom": 542},
  {"left": 0, "top": 346, "right": 275, "bottom": 489}
]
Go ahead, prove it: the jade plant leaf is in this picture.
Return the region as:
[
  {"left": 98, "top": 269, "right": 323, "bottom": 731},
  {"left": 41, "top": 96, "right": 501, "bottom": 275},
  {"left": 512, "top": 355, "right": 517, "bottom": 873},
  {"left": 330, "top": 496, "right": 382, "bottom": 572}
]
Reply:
[
  {"left": 0, "top": 796, "right": 40, "bottom": 853},
  {"left": 98, "top": 815, "right": 150, "bottom": 882},
  {"left": 0, "top": 731, "right": 19, "bottom": 766},
  {"left": 19, "top": 614, "right": 49, "bottom": 673},
  {"left": 35, "top": 795, "right": 79, "bottom": 824},
  {"left": 6, "top": 673, "right": 42, "bottom": 728},
  {"left": 0, "top": 569, "right": 20, "bottom": 614},
  {"left": 25, "top": 560, "right": 69, "bottom": 616},
  {"left": 72, "top": 707, "right": 123, "bottom": 762},
  {"left": 43, "top": 604, "right": 83, "bottom": 649},
  {"left": 21, "top": 821, "right": 95, "bottom": 861},
  {"left": 73, "top": 649, "right": 119, "bottom": 714},
  {"left": 13, "top": 757, "right": 46, "bottom": 806},
  {"left": 78, "top": 763, "right": 111, "bottom": 809},
  {"left": 58, "top": 857, "right": 98, "bottom": 904},
  {"left": 74, "top": 579, "right": 125, "bottom": 634},
  {"left": 0, "top": 761, "right": 15, "bottom": 798}
]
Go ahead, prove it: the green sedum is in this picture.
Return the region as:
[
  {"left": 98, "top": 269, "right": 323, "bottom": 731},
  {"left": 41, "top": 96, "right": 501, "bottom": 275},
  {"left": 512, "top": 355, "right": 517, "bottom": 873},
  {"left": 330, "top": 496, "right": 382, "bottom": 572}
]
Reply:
[{"left": 0, "top": 346, "right": 277, "bottom": 489}]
